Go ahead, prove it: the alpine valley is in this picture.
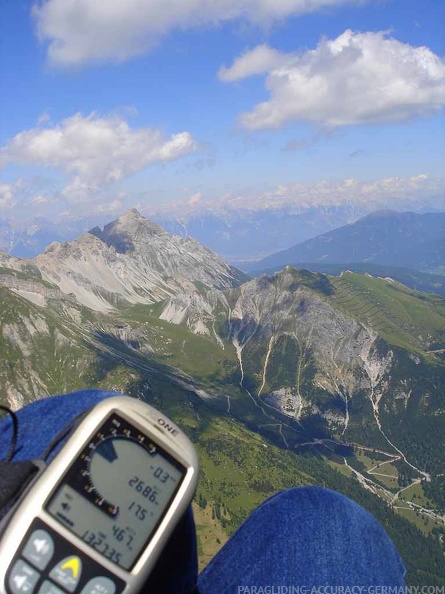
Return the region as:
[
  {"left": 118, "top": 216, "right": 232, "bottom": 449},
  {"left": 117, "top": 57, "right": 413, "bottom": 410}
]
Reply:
[{"left": 0, "top": 210, "right": 444, "bottom": 583}]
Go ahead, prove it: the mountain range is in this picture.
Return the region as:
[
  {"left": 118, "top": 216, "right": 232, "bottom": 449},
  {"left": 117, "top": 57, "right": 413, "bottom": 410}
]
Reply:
[
  {"left": 0, "top": 209, "right": 444, "bottom": 583},
  {"left": 4, "top": 200, "right": 444, "bottom": 265},
  {"left": 152, "top": 203, "right": 370, "bottom": 265},
  {"left": 0, "top": 205, "right": 362, "bottom": 263},
  {"left": 250, "top": 210, "right": 445, "bottom": 275},
  {"left": 1, "top": 209, "right": 246, "bottom": 312}
]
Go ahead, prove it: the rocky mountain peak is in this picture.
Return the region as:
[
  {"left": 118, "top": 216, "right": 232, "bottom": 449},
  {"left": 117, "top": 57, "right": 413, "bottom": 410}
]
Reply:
[
  {"left": 90, "top": 209, "right": 166, "bottom": 254},
  {"left": 28, "top": 210, "right": 247, "bottom": 312}
]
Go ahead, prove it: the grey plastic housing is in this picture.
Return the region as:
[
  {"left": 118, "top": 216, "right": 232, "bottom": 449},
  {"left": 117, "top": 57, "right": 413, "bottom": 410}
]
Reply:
[{"left": 0, "top": 396, "right": 199, "bottom": 594}]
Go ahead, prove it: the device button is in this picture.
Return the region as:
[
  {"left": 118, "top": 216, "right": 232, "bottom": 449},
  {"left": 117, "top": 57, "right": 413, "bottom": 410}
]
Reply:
[
  {"left": 8, "top": 560, "right": 40, "bottom": 594},
  {"left": 22, "top": 530, "right": 55, "bottom": 570},
  {"left": 49, "top": 556, "right": 82, "bottom": 592},
  {"left": 80, "top": 577, "right": 116, "bottom": 594},
  {"left": 37, "top": 581, "right": 65, "bottom": 594}
]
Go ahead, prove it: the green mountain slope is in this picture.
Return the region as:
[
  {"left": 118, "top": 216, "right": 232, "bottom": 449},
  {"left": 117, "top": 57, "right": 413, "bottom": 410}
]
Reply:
[
  {"left": 153, "top": 267, "right": 445, "bottom": 546},
  {"left": 1, "top": 268, "right": 444, "bottom": 583},
  {"left": 128, "top": 373, "right": 445, "bottom": 585},
  {"left": 330, "top": 271, "right": 445, "bottom": 354},
  {"left": 156, "top": 268, "right": 445, "bottom": 465},
  {"left": 0, "top": 287, "right": 102, "bottom": 406},
  {"left": 251, "top": 262, "right": 445, "bottom": 298}
]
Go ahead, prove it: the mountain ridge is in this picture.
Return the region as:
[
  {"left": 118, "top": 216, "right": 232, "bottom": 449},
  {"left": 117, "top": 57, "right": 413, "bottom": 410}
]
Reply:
[
  {"left": 1, "top": 210, "right": 247, "bottom": 312},
  {"left": 5, "top": 200, "right": 444, "bottom": 262},
  {"left": 250, "top": 262, "right": 445, "bottom": 298},
  {"left": 249, "top": 210, "right": 445, "bottom": 274}
]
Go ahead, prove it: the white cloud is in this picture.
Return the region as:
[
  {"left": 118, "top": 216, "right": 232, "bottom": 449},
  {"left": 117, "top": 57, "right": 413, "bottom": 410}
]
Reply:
[
  {"left": 188, "top": 192, "right": 203, "bottom": 205},
  {"left": 33, "top": 0, "right": 364, "bottom": 67},
  {"left": 94, "top": 199, "right": 124, "bottom": 214},
  {"left": 0, "top": 183, "right": 18, "bottom": 210},
  {"left": 0, "top": 112, "right": 196, "bottom": 201},
  {"left": 148, "top": 174, "right": 445, "bottom": 218},
  {"left": 30, "top": 195, "right": 50, "bottom": 205},
  {"left": 222, "top": 31, "right": 445, "bottom": 129},
  {"left": 258, "top": 174, "right": 445, "bottom": 210},
  {"left": 218, "top": 45, "right": 290, "bottom": 82}
]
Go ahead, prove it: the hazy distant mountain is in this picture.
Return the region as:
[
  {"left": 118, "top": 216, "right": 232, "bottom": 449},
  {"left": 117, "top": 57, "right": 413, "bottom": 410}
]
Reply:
[
  {"left": 3, "top": 201, "right": 444, "bottom": 264},
  {"left": 250, "top": 211, "right": 445, "bottom": 274},
  {"left": 148, "top": 190, "right": 445, "bottom": 264},
  {"left": 2, "top": 205, "right": 369, "bottom": 262},
  {"left": 152, "top": 204, "right": 373, "bottom": 264},
  {"left": 0, "top": 216, "right": 111, "bottom": 258}
]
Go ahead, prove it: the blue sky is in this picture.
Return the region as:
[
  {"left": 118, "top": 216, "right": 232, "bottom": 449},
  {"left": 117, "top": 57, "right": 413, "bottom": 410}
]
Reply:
[{"left": 0, "top": 0, "right": 444, "bottom": 222}]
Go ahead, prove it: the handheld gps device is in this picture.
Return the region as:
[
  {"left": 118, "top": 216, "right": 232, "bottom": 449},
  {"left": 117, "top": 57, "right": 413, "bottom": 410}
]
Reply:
[{"left": 0, "top": 397, "right": 199, "bottom": 594}]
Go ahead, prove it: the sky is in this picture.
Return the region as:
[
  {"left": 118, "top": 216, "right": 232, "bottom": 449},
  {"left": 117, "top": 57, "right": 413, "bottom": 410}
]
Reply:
[{"left": 0, "top": 0, "right": 444, "bottom": 223}]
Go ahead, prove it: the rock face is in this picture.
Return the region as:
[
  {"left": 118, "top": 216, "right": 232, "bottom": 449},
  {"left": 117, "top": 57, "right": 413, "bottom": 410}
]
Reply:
[
  {"left": 0, "top": 251, "right": 40, "bottom": 276},
  {"left": 160, "top": 269, "right": 386, "bottom": 426},
  {"left": 158, "top": 267, "right": 445, "bottom": 475},
  {"left": 0, "top": 283, "right": 95, "bottom": 410},
  {"left": 31, "top": 209, "right": 247, "bottom": 311}
]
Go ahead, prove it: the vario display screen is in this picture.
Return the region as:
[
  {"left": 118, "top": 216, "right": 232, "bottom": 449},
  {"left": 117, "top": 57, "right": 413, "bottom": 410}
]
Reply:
[{"left": 46, "top": 413, "right": 185, "bottom": 570}]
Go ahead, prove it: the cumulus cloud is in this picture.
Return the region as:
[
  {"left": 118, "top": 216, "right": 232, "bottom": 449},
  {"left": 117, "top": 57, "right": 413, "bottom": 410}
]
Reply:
[
  {"left": 222, "top": 30, "right": 445, "bottom": 129},
  {"left": 218, "top": 45, "right": 290, "bottom": 82},
  {"left": 33, "top": 0, "right": 363, "bottom": 67},
  {"left": 0, "top": 113, "right": 196, "bottom": 201}
]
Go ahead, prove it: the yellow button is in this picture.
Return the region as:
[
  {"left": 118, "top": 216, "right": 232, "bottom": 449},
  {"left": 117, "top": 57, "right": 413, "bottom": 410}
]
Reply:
[
  {"left": 60, "top": 557, "right": 81, "bottom": 579},
  {"left": 49, "top": 556, "right": 82, "bottom": 592}
]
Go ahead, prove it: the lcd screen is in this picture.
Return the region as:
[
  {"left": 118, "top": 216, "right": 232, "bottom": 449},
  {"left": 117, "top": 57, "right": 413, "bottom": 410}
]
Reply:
[{"left": 47, "top": 414, "right": 185, "bottom": 570}]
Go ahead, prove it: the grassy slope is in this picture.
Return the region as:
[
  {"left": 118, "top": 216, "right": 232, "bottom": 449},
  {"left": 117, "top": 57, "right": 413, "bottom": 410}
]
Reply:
[
  {"left": 250, "top": 263, "right": 445, "bottom": 298},
  {"left": 0, "top": 288, "right": 94, "bottom": 403},
  {"left": 330, "top": 272, "right": 445, "bottom": 355}
]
